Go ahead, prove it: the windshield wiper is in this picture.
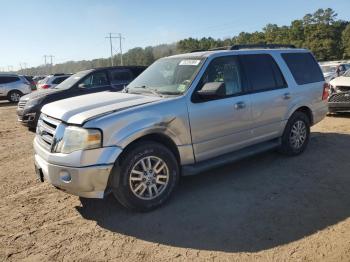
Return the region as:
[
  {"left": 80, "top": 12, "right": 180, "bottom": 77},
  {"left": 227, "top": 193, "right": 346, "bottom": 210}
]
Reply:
[{"left": 129, "top": 86, "right": 163, "bottom": 97}]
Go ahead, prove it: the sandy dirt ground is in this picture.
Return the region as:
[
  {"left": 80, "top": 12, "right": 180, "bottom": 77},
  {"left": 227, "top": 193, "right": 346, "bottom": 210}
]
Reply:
[{"left": 0, "top": 101, "right": 350, "bottom": 261}]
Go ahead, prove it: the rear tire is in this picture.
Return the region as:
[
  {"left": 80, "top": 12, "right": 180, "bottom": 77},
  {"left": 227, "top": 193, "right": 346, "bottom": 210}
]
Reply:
[
  {"left": 110, "top": 141, "right": 179, "bottom": 212},
  {"left": 279, "top": 111, "right": 310, "bottom": 156},
  {"left": 7, "top": 90, "right": 22, "bottom": 103}
]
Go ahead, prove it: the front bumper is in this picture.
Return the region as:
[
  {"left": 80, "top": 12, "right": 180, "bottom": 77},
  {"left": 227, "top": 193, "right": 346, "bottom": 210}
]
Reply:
[
  {"left": 33, "top": 136, "right": 122, "bottom": 198},
  {"left": 34, "top": 153, "right": 113, "bottom": 198},
  {"left": 17, "top": 106, "right": 38, "bottom": 128}
]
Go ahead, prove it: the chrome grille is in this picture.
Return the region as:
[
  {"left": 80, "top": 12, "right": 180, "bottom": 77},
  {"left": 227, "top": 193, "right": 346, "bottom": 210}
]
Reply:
[
  {"left": 17, "top": 100, "right": 27, "bottom": 109},
  {"left": 329, "top": 93, "right": 350, "bottom": 103},
  {"left": 36, "top": 114, "right": 61, "bottom": 151}
]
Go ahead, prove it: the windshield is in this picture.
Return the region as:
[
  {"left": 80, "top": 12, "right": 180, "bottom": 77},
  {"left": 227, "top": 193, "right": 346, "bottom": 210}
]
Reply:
[
  {"left": 127, "top": 57, "right": 205, "bottom": 95},
  {"left": 53, "top": 70, "right": 92, "bottom": 89},
  {"left": 321, "top": 65, "right": 337, "bottom": 74},
  {"left": 343, "top": 70, "right": 350, "bottom": 77}
]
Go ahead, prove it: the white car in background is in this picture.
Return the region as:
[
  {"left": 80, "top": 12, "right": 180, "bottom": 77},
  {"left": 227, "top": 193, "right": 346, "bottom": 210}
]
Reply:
[
  {"left": 37, "top": 74, "right": 71, "bottom": 90},
  {"left": 328, "top": 69, "right": 350, "bottom": 113},
  {"left": 320, "top": 62, "right": 350, "bottom": 82},
  {"left": 0, "top": 74, "right": 32, "bottom": 102}
]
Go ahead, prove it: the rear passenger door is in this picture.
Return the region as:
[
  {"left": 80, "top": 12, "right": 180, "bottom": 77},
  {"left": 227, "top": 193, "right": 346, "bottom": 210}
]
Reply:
[
  {"left": 108, "top": 69, "right": 134, "bottom": 91},
  {"left": 239, "top": 54, "right": 290, "bottom": 142}
]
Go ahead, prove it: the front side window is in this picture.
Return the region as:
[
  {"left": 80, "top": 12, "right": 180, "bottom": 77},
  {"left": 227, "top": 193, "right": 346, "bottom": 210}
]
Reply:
[
  {"left": 0, "top": 76, "right": 20, "bottom": 84},
  {"left": 240, "top": 54, "right": 286, "bottom": 92},
  {"left": 197, "top": 56, "right": 243, "bottom": 97},
  {"left": 80, "top": 71, "right": 109, "bottom": 88},
  {"left": 128, "top": 57, "right": 204, "bottom": 95}
]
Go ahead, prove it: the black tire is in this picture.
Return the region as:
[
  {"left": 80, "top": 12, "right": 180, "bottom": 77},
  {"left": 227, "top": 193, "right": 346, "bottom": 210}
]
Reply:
[
  {"left": 279, "top": 111, "right": 310, "bottom": 156},
  {"left": 110, "top": 141, "right": 179, "bottom": 212},
  {"left": 7, "top": 90, "right": 22, "bottom": 103}
]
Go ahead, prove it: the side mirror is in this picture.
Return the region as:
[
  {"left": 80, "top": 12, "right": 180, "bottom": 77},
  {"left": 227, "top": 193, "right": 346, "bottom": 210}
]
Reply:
[
  {"left": 196, "top": 82, "right": 226, "bottom": 98},
  {"left": 78, "top": 83, "right": 87, "bottom": 89}
]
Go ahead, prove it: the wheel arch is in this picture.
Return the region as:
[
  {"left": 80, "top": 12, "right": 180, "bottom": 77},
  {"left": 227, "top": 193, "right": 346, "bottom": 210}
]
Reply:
[
  {"left": 117, "top": 132, "right": 181, "bottom": 166},
  {"left": 293, "top": 106, "right": 313, "bottom": 125}
]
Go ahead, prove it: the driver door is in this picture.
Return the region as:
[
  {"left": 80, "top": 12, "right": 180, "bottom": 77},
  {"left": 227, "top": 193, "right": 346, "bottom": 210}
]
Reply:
[
  {"left": 75, "top": 71, "right": 111, "bottom": 95},
  {"left": 188, "top": 56, "right": 252, "bottom": 162}
]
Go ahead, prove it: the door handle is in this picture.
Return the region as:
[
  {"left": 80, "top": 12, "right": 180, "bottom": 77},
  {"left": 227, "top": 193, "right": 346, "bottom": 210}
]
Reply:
[
  {"left": 234, "top": 101, "right": 246, "bottom": 110},
  {"left": 283, "top": 92, "right": 291, "bottom": 100}
]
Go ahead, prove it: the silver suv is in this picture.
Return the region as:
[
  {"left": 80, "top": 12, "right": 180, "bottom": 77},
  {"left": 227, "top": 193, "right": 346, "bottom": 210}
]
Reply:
[
  {"left": 34, "top": 45, "right": 328, "bottom": 211},
  {"left": 0, "top": 74, "right": 32, "bottom": 102}
]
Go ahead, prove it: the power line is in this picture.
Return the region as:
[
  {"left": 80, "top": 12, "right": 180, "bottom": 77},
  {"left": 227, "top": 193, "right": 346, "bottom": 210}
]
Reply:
[{"left": 105, "top": 33, "right": 125, "bottom": 66}]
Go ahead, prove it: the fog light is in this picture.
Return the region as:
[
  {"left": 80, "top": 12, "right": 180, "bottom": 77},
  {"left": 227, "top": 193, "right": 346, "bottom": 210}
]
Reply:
[{"left": 59, "top": 171, "right": 71, "bottom": 183}]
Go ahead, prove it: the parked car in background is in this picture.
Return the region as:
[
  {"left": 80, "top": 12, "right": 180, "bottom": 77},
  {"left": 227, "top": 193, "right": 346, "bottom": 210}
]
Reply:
[
  {"left": 33, "top": 45, "right": 328, "bottom": 211},
  {"left": 32, "top": 76, "right": 46, "bottom": 85},
  {"left": 24, "top": 76, "right": 36, "bottom": 90},
  {"left": 328, "top": 69, "right": 350, "bottom": 113},
  {"left": 17, "top": 66, "right": 146, "bottom": 129},
  {"left": 0, "top": 74, "right": 32, "bottom": 102},
  {"left": 320, "top": 62, "right": 350, "bottom": 82},
  {"left": 36, "top": 74, "right": 72, "bottom": 90}
]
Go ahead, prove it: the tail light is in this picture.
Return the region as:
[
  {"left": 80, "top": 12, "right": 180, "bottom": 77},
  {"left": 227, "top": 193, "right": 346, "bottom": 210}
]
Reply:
[
  {"left": 41, "top": 84, "right": 51, "bottom": 89},
  {"left": 322, "top": 83, "right": 330, "bottom": 100}
]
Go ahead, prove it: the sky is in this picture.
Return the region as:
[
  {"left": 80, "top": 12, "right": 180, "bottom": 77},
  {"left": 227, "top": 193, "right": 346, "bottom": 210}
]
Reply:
[{"left": 1, "top": 0, "right": 350, "bottom": 70}]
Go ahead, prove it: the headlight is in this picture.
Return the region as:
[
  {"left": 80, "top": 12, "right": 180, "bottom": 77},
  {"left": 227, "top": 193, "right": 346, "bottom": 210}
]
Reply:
[{"left": 54, "top": 126, "right": 102, "bottom": 154}]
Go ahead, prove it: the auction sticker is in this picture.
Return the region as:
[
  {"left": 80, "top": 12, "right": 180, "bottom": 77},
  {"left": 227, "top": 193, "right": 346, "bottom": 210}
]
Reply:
[{"left": 179, "top": 60, "right": 201, "bottom": 66}]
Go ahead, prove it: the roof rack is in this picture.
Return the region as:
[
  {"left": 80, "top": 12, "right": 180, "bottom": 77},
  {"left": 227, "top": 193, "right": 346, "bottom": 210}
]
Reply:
[
  {"left": 230, "top": 44, "right": 296, "bottom": 50},
  {"left": 190, "top": 44, "right": 296, "bottom": 53}
]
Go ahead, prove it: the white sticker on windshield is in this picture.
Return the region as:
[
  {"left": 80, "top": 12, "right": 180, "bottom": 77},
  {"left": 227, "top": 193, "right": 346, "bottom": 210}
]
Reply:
[{"left": 179, "top": 60, "right": 201, "bottom": 66}]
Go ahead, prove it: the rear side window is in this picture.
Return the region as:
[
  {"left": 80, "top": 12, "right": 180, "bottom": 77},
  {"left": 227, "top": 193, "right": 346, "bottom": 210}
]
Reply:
[
  {"left": 282, "top": 53, "right": 324, "bottom": 85},
  {"left": 109, "top": 69, "right": 133, "bottom": 85},
  {"left": 52, "top": 76, "right": 68, "bottom": 84},
  {"left": 239, "top": 54, "right": 286, "bottom": 92}
]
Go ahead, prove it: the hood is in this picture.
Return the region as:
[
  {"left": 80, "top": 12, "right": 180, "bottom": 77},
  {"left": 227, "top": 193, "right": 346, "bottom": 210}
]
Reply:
[
  {"left": 330, "top": 76, "right": 350, "bottom": 87},
  {"left": 41, "top": 91, "right": 162, "bottom": 125},
  {"left": 21, "top": 88, "right": 61, "bottom": 101}
]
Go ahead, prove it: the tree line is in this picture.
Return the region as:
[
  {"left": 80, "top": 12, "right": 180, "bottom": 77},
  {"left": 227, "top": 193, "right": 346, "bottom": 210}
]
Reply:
[{"left": 20, "top": 8, "right": 350, "bottom": 76}]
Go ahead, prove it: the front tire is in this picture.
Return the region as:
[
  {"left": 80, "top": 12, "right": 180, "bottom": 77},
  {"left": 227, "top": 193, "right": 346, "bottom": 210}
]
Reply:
[
  {"left": 110, "top": 141, "right": 179, "bottom": 212},
  {"left": 7, "top": 90, "right": 22, "bottom": 103},
  {"left": 279, "top": 111, "right": 310, "bottom": 156}
]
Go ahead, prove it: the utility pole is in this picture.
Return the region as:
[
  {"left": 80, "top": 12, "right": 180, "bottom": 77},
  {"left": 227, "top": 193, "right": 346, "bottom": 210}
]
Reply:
[
  {"left": 43, "top": 55, "right": 54, "bottom": 74},
  {"left": 105, "top": 33, "right": 125, "bottom": 66},
  {"left": 118, "top": 33, "right": 124, "bottom": 66}
]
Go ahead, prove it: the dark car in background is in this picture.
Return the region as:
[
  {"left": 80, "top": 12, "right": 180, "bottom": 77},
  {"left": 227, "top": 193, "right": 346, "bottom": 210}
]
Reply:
[{"left": 17, "top": 66, "right": 146, "bottom": 129}]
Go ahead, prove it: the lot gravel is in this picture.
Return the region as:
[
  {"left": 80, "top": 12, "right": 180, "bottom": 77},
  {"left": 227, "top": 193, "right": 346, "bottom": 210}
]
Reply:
[{"left": 0, "top": 101, "right": 350, "bottom": 261}]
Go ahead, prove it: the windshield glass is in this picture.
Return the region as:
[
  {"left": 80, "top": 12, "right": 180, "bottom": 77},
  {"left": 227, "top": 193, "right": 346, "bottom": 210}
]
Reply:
[
  {"left": 53, "top": 70, "right": 92, "bottom": 89},
  {"left": 127, "top": 57, "right": 205, "bottom": 95},
  {"left": 321, "top": 65, "right": 337, "bottom": 74},
  {"left": 343, "top": 70, "right": 350, "bottom": 77}
]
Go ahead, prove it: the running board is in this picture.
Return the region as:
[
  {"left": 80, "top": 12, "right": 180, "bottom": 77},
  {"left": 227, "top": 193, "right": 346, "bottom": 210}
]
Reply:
[{"left": 182, "top": 138, "right": 281, "bottom": 176}]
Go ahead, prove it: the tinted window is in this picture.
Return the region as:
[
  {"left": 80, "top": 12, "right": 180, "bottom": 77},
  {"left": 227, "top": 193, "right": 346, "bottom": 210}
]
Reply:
[
  {"left": 52, "top": 76, "right": 68, "bottom": 84},
  {"left": 0, "top": 76, "right": 20, "bottom": 84},
  {"left": 198, "top": 56, "right": 243, "bottom": 97},
  {"left": 109, "top": 69, "right": 133, "bottom": 85},
  {"left": 80, "top": 71, "right": 108, "bottom": 88},
  {"left": 240, "top": 54, "right": 286, "bottom": 92},
  {"left": 282, "top": 53, "right": 324, "bottom": 85}
]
